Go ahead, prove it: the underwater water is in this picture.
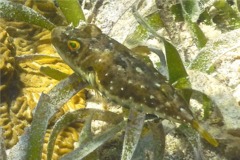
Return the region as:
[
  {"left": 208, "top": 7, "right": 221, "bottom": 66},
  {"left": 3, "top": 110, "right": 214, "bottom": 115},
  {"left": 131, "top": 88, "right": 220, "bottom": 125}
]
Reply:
[{"left": 1, "top": 0, "right": 240, "bottom": 160}]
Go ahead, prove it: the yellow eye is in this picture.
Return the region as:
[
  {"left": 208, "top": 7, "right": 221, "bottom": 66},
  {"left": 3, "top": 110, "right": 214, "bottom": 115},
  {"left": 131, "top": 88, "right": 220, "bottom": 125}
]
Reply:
[{"left": 67, "top": 40, "right": 81, "bottom": 51}]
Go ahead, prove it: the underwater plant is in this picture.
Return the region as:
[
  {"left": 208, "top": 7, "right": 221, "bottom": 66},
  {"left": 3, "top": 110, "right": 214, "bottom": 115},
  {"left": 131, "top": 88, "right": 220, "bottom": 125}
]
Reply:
[{"left": 1, "top": 0, "right": 240, "bottom": 160}]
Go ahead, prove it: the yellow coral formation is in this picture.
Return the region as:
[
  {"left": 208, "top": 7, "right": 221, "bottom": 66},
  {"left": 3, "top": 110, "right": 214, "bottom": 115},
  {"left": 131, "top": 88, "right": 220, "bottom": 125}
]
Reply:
[
  {"left": 0, "top": 17, "right": 86, "bottom": 160},
  {"left": 0, "top": 26, "right": 15, "bottom": 91},
  {"left": 42, "top": 125, "right": 82, "bottom": 160}
]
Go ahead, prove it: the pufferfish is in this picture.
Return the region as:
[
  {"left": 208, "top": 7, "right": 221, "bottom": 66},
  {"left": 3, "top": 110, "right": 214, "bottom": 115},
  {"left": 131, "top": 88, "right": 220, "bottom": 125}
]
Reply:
[{"left": 51, "top": 23, "right": 218, "bottom": 147}]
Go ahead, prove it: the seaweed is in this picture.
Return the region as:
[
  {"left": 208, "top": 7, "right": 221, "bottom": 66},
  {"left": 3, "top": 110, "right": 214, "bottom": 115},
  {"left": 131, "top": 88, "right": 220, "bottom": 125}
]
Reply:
[{"left": 0, "top": 0, "right": 55, "bottom": 30}]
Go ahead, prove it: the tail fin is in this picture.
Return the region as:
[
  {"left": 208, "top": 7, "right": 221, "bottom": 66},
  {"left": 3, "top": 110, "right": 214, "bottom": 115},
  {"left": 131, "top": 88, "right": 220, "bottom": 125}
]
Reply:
[{"left": 191, "top": 120, "right": 219, "bottom": 147}]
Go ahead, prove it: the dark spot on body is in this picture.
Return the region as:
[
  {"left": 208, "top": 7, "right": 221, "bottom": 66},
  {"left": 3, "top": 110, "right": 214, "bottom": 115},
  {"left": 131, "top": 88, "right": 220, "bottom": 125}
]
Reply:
[
  {"left": 86, "top": 66, "right": 94, "bottom": 71},
  {"left": 113, "top": 56, "right": 128, "bottom": 69}
]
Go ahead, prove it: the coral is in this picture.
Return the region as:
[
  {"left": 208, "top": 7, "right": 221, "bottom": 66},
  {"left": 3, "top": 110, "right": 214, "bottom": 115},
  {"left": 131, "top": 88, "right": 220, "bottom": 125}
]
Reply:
[
  {"left": 0, "top": 26, "right": 15, "bottom": 92},
  {"left": 0, "top": 18, "right": 86, "bottom": 159}
]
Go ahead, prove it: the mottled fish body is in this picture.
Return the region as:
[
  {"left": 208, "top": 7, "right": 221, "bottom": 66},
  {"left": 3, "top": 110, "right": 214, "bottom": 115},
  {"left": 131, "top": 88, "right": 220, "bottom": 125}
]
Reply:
[{"left": 51, "top": 23, "right": 218, "bottom": 147}]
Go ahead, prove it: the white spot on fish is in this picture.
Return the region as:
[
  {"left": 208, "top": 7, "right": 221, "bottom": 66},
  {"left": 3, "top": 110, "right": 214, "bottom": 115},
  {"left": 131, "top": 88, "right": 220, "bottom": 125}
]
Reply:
[
  {"left": 128, "top": 80, "right": 133, "bottom": 84},
  {"left": 104, "top": 48, "right": 110, "bottom": 53},
  {"left": 110, "top": 86, "right": 113, "bottom": 90},
  {"left": 105, "top": 73, "right": 108, "bottom": 76},
  {"left": 117, "top": 65, "right": 124, "bottom": 71},
  {"left": 179, "top": 108, "right": 194, "bottom": 121},
  {"left": 135, "top": 67, "right": 143, "bottom": 74},
  {"left": 110, "top": 81, "right": 113, "bottom": 84},
  {"left": 93, "top": 48, "right": 100, "bottom": 52},
  {"left": 121, "top": 87, "right": 124, "bottom": 91},
  {"left": 155, "top": 83, "right": 161, "bottom": 87},
  {"left": 140, "top": 85, "right": 145, "bottom": 89},
  {"left": 129, "top": 97, "right": 133, "bottom": 100},
  {"left": 165, "top": 102, "right": 171, "bottom": 107},
  {"left": 150, "top": 95, "right": 154, "bottom": 99},
  {"left": 98, "top": 59, "right": 102, "bottom": 62}
]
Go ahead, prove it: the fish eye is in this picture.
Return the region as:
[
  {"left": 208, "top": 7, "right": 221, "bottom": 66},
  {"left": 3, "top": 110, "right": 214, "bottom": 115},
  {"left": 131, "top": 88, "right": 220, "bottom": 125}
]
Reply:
[{"left": 67, "top": 40, "right": 81, "bottom": 51}]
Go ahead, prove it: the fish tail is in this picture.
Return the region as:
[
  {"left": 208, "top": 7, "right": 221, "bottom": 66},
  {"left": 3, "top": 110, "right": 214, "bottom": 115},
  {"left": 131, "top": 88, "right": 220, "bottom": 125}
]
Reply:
[{"left": 191, "top": 120, "right": 219, "bottom": 147}]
